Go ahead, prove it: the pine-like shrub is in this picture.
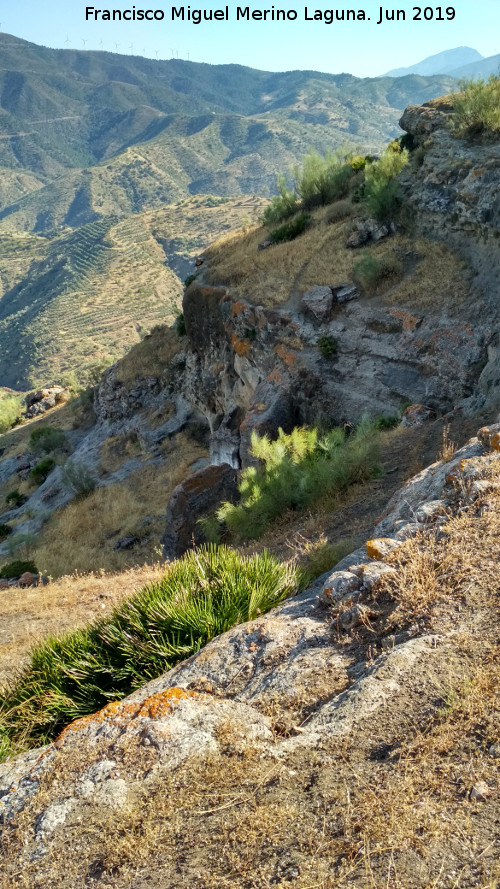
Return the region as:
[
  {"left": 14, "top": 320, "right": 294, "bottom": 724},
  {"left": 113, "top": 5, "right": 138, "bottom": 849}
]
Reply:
[
  {"left": 217, "top": 422, "right": 380, "bottom": 541},
  {"left": 451, "top": 75, "right": 500, "bottom": 137}
]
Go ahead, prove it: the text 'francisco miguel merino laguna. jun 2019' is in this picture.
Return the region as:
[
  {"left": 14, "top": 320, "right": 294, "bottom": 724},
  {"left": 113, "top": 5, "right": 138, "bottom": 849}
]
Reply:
[{"left": 85, "top": 6, "right": 458, "bottom": 25}]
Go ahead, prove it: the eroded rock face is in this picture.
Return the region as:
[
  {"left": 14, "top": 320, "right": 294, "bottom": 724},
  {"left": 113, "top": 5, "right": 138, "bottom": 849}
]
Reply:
[{"left": 162, "top": 462, "right": 239, "bottom": 559}]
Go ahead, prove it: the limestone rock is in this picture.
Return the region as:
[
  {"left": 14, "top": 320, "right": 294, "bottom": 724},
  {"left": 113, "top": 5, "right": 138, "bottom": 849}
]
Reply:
[
  {"left": 319, "top": 570, "right": 360, "bottom": 606},
  {"left": 162, "top": 462, "right": 238, "bottom": 560},
  {"left": 301, "top": 286, "right": 333, "bottom": 323}
]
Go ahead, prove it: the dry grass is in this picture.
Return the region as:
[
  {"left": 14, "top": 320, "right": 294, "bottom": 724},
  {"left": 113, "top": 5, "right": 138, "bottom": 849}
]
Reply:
[
  {"left": 99, "top": 431, "right": 142, "bottom": 474},
  {"left": 34, "top": 431, "right": 207, "bottom": 578},
  {"left": 204, "top": 212, "right": 470, "bottom": 316},
  {"left": 113, "top": 324, "right": 181, "bottom": 384},
  {"left": 382, "top": 238, "right": 470, "bottom": 309},
  {"left": 0, "top": 564, "right": 166, "bottom": 685}
]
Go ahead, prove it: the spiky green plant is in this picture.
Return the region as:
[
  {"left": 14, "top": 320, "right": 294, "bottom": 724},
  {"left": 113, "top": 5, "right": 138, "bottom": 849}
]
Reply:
[{"left": 0, "top": 546, "right": 297, "bottom": 757}]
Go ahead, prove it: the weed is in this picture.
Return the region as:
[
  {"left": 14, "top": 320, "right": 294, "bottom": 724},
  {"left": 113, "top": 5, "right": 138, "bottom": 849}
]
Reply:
[
  {"left": 29, "top": 426, "right": 66, "bottom": 455},
  {"left": 0, "top": 523, "right": 13, "bottom": 542},
  {"left": 61, "top": 460, "right": 97, "bottom": 499},
  {"left": 175, "top": 312, "right": 187, "bottom": 336},
  {"left": 451, "top": 75, "right": 500, "bottom": 138},
  {"left": 269, "top": 212, "right": 311, "bottom": 244},
  {"left": 353, "top": 251, "right": 402, "bottom": 294},
  {"left": 5, "top": 490, "right": 28, "bottom": 508},
  {"left": 317, "top": 335, "right": 338, "bottom": 358},
  {"left": 0, "top": 559, "right": 38, "bottom": 579}
]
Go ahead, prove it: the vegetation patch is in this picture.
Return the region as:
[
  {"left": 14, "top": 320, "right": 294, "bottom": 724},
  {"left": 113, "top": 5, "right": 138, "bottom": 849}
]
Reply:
[
  {"left": 216, "top": 422, "right": 381, "bottom": 541},
  {"left": 29, "top": 426, "right": 66, "bottom": 455},
  {"left": 269, "top": 211, "right": 312, "bottom": 244},
  {"left": 0, "top": 545, "right": 297, "bottom": 754},
  {"left": 353, "top": 251, "right": 403, "bottom": 294},
  {"left": 29, "top": 457, "right": 56, "bottom": 486},
  {"left": 0, "top": 559, "right": 38, "bottom": 579},
  {"left": 451, "top": 74, "right": 500, "bottom": 138}
]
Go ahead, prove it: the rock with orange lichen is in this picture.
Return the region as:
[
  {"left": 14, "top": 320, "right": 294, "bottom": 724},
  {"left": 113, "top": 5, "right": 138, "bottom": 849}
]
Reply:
[
  {"left": 0, "top": 687, "right": 273, "bottom": 835},
  {"left": 366, "top": 538, "right": 402, "bottom": 560}
]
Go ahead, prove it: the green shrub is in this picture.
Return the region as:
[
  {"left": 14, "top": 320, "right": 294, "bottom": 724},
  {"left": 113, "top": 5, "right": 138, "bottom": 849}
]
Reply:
[
  {"left": 451, "top": 75, "right": 500, "bottom": 137},
  {"left": 183, "top": 273, "right": 198, "bottom": 289},
  {"left": 30, "top": 457, "right": 55, "bottom": 486},
  {"left": 363, "top": 143, "right": 408, "bottom": 222},
  {"left": 261, "top": 173, "right": 300, "bottom": 225},
  {"left": 325, "top": 200, "right": 354, "bottom": 224},
  {"left": 5, "top": 490, "right": 28, "bottom": 508},
  {"left": 0, "top": 559, "right": 38, "bottom": 579},
  {"left": 0, "top": 395, "right": 21, "bottom": 434},
  {"left": 317, "top": 335, "right": 338, "bottom": 358},
  {"left": 29, "top": 426, "right": 66, "bottom": 455},
  {"left": 217, "top": 422, "right": 381, "bottom": 541},
  {"left": 294, "top": 150, "right": 354, "bottom": 210},
  {"left": 269, "top": 212, "right": 311, "bottom": 244},
  {"left": 175, "top": 312, "right": 187, "bottom": 336},
  {"left": 0, "top": 523, "right": 12, "bottom": 541},
  {"left": 0, "top": 545, "right": 297, "bottom": 752},
  {"left": 373, "top": 414, "right": 401, "bottom": 430},
  {"left": 61, "top": 460, "right": 96, "bottom": 498},
  {"left": 353, "top": 251, "right": 402, "bottom": 294}
]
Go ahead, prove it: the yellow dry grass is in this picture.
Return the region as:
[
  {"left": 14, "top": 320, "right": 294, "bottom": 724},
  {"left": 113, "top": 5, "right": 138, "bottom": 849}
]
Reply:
[
  {"left": 99, "top": 431, "right": 142, "bottom": 474},
  {"left": 0, "top": 564, "right": 166, "bottom": 685},
  {"left": 204, "top": 210, "right": 469, "bottom": 313},
  {"left": 35, "top": 431, "right": 207, "bottom": 578},
  {"left": 113, "top": 323, "right": 181, "bottom": 384}
]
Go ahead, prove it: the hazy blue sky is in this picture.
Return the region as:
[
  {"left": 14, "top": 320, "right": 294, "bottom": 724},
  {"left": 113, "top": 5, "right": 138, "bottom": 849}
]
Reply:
[{"left": 2, "top": 0, "right": 499, "bottom": 76}]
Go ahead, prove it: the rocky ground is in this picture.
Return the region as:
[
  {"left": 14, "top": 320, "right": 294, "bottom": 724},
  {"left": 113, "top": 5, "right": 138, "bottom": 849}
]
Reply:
[{"left": 0, "top": 424, "right": 499, "bottom": 888}]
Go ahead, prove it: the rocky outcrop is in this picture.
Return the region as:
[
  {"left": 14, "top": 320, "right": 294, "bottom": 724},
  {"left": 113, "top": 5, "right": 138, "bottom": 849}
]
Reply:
[
  {"left": 2, "top": 425, "right": 499, "bottom": 851},
  {"left": 162, "top": 462, "right": 238, "bottom": 559}
]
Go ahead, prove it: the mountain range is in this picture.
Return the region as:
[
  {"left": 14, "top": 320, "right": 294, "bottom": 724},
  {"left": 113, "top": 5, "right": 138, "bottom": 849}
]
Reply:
[{"left": 0, "top": 34, "right": 483, "bottom": 388}]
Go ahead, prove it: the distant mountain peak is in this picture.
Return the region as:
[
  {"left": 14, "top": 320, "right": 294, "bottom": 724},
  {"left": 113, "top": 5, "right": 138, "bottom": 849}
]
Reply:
[{"left": 385, "top": 46, "right": 483, "bottom": 78}]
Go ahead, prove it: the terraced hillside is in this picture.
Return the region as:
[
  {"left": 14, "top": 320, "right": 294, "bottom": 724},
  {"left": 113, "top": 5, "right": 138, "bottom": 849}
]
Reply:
[
  {"left": 0, "top": 32, "right": 456, "bottom": 215},
  {"left": 0, "top": 195, "right": 266, "bottom": 388}
]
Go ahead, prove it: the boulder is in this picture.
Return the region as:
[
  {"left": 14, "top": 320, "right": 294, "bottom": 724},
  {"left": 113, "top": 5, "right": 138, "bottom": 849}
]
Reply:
[
  {"left": 24, "top": 387, "right": 66, "bottom": 419},
  {"left": 401, "top": 404, "right": 435, "bottom": 427},
  {"left": 162, "top": 463, "right": 239, "bottom": 560},
  {"left": 301, "top": 286, "right": 333, "bottom": 323}
]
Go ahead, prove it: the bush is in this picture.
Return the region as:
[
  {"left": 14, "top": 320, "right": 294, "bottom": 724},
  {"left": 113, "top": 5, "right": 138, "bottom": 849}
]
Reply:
[
  {"left": 5, "top": 490, "right": 27, "bottom": 508},
  {"left": 0, "top": 524, "right": 12, "bottom": 541},
  {"left": 324, "top": 200, "right": 354, "bottom": 224},
  {"left": 269, "top": 212, "right": 311, "bottom": 244},
  {"left": 261, "top": 173, "right": 300, "bottom": 226},
  {"left": 0, "top": 395, "right": 21, "bottom": 434},
  {"left": 29, "top": 426, "right": 66, "bottom": 455},
  {"left": 61, "top": 460, "right": 97, "bottom": 498},
  {"left": 451, "top": 75, "right": 500, "bottom": 137},
  {"left": 0, "top": 559, "right": 38, "bottom": 579},
  {"left": 353, "top": 251, "right": 402, "bottom": 294},
  {"left": 317, "top": 335, "right": 338, "bottom": 358},
  {"left": 363, "top": 143, "right": 408, "bottom": 222},
  {"left": 294, "top": 150, "right": 354, "bottom": 210},
  {"left": 183, "top": 273, "right": 198, "bottom": 289},
  {"left": 0, "top": 545, "right": 297, "bottom": 751},
  {"left": 175, "top": 312, "right": 187, "bottom": 336},
  {"left": 30, "top": 457, "right": 55, "bottom": 486},
  {"left": 217, "top": 422, "right": 381, "bottom": 541}
]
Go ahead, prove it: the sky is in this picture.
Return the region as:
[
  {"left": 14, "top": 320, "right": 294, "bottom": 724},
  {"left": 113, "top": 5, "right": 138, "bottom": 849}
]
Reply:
[{"left": 0, "top": 0, "right": 499, "bottom": 77}]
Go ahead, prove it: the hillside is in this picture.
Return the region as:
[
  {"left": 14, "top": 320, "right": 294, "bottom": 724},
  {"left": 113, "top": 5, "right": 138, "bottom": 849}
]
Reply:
[
  {"left": 0, "top": 32, "right": 456, "bottom": 214},
  {"left": 0, "top": 194, "right": 266, "bottom": 388},
  {"left": 0, "top": 86, "right": 498, "bottom": 888}
]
